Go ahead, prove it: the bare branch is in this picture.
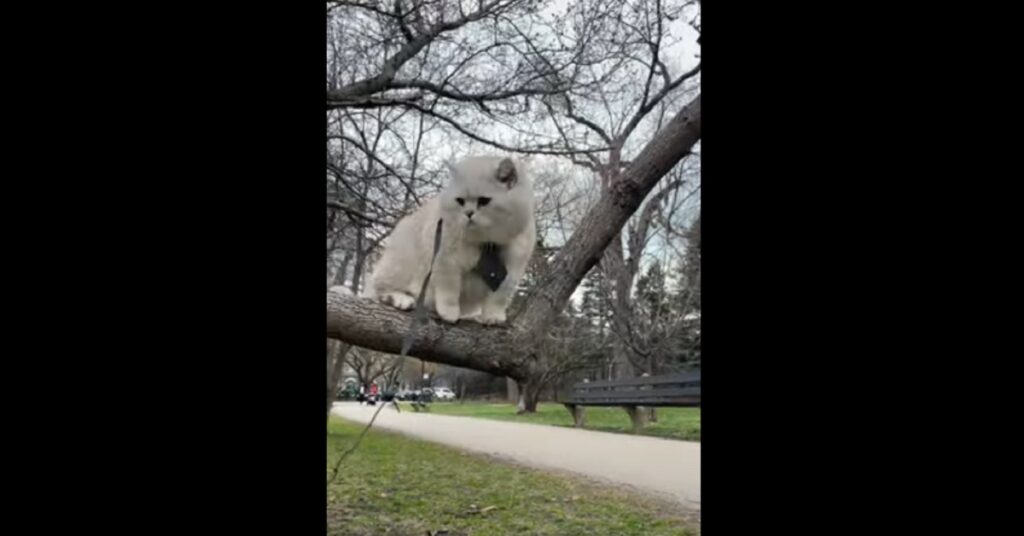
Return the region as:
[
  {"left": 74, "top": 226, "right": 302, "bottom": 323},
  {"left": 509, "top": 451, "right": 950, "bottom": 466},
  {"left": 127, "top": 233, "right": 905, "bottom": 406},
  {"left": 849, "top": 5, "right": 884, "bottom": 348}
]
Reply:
[
  {"left": 627, "top": 178, "right": 685, "bottom": 276},
  {"left": 618, "top": 61, "right": 701, "bottom": 144},
  {"left": 388, "top": 79, "right": 567, "bottom": 102},
  {"left": 327, "top": 200, "right": 392, "bottom": 227},
  {"left": 399, "top": 100, "right": 611, "bottom": 155},
  {"left": 327, "top": 0, "right": 516, "bottom": 104}
]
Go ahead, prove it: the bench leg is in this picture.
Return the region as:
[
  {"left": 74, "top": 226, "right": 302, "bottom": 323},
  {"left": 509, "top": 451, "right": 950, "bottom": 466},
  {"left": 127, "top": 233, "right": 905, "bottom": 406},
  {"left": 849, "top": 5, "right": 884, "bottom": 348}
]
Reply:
[
  {"left": 623, "top": 405, "right": 647, "bottom": 433},
  {"left": 564, "top": 404, "right": 586, "bottom": 428}
]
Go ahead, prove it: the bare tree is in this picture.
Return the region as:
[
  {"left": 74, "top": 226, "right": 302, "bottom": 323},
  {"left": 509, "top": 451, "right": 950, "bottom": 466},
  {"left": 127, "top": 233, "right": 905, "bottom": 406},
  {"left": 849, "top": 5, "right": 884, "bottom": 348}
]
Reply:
[
  {"left": 325, "top": 0, "right": 701, "bottom": 413},
  {"left": 328, "top": 93, "right": 701, "bottom": 409},
  {"left": 348, "top": 348, "right": 405, "bottom": 391}
]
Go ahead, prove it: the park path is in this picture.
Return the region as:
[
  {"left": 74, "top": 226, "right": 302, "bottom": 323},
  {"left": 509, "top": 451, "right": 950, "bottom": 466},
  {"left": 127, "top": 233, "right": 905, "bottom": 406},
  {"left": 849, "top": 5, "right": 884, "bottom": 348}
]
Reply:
[{"left": 331, "top": 402, "right": 700, "bottom": 508}]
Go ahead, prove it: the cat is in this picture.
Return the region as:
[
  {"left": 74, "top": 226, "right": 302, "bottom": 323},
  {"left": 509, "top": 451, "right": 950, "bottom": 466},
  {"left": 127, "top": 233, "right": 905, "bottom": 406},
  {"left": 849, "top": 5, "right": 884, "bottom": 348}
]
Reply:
[{"left": 369, "top": 156, "right": 536, "bottom": 325}]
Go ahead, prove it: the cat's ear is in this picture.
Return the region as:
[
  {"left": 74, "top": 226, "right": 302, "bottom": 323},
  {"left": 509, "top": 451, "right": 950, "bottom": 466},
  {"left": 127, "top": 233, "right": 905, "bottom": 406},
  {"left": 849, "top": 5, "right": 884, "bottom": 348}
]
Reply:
[
  {"left": 496, "top": 158, "right": 518, "bottom": 188},
  {"left": 446, "top": 161, "right": 458, "bottom": 177}
]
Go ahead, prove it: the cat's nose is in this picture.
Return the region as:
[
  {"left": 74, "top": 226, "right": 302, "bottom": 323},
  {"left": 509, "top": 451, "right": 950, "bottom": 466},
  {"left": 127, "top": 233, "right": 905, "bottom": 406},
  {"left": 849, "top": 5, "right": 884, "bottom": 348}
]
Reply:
[{"left": 465, "top": 210, "right": 475, "bottom": 218}]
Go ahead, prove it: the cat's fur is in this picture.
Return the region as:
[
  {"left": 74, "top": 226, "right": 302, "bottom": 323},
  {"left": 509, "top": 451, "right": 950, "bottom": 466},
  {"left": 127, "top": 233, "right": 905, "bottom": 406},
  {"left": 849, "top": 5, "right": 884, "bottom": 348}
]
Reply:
[{"left": 369, "top": 156, "right": 536, "bottom": 324}]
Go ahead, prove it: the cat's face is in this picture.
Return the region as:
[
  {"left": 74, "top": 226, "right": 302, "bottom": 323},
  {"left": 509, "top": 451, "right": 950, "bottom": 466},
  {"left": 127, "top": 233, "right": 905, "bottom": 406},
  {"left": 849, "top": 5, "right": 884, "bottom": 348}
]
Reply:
[{"left": 441, "top": 157, "right": 530, "bottom": 237}]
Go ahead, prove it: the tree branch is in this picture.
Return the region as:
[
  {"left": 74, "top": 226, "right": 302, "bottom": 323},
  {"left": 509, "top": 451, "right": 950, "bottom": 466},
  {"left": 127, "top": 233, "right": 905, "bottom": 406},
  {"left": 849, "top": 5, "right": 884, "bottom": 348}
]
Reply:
[
  {"left": 388, "top": 79, "right": 567, "bottom": 102},
  {"left": 627, "top": 179, "right": 684, "bottom": 275},
  {"left": 326, "top": 0, "right": 511, "bottom": 104},
  {"left": 399, "top": 100, "right": 611, "bottom": 155},
  {"left": 326, "top": 200, "right": 392, "bottom": 227},
  {"left": 326, "top": 289, "right": 530, "bottom": 380}
]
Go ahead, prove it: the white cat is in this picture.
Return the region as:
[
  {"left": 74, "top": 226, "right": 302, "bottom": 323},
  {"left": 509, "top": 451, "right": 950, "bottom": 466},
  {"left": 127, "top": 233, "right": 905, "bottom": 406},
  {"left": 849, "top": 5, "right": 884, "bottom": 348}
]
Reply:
[{"left": 369, "top": 156, "right": 536, "bottom": 325}]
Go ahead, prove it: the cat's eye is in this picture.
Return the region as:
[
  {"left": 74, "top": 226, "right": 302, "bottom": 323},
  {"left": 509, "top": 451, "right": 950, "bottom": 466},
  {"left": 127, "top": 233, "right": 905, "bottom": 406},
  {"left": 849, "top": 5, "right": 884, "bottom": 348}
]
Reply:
[
  {"left": 477, "top": 197, "right": 491, "bottom": 207},
  {"left": 455, "top": 197, "right": 465, "bottom": 206}
]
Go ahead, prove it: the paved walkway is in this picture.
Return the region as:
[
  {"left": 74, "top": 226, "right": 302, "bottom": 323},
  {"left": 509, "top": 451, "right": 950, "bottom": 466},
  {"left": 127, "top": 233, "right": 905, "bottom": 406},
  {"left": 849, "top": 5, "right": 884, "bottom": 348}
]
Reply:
[{"left": 331, "top": 402, "right": 700, "bottom": 508}]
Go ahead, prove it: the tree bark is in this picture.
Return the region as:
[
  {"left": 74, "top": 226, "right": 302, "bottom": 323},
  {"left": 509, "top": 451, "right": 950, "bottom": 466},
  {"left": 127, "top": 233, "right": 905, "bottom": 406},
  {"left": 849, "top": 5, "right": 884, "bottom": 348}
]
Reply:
[{"left": 327, "top": 289, "right": 530, "bottom": 379}]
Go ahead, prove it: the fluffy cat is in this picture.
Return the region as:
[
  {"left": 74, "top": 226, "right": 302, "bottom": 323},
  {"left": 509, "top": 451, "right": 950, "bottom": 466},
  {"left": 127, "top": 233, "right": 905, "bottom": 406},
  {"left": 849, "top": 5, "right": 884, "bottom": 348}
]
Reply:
[{"left": 369, "top": 156, "right": 536, "bottom": 325}]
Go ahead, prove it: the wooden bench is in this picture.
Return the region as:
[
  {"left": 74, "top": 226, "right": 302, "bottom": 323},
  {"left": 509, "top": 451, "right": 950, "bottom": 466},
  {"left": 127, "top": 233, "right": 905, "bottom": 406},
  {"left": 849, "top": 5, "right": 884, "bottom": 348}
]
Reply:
[{"left": 560, "top": 371, "right": 700, "bottom": 433}]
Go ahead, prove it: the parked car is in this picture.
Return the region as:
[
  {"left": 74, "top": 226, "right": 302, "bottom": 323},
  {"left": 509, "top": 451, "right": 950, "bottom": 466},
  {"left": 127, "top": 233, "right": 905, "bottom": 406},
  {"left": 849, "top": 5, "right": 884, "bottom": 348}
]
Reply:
[
  {"left": 356, "top": 392, "right": 378, "bottom": 405},
  {"left": 433, "top": 387, "right": 456, "bottom": 401},
  {"left": 336, "top": 384, "right": 358, "bottom": 400}
]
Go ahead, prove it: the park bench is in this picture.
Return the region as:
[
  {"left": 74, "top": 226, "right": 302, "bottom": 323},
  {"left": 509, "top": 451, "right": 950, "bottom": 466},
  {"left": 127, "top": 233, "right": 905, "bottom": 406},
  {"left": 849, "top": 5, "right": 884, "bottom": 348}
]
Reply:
[
  {"left": 410, "top": 389, "right": 433, "bottom": 412},
  {"left": 560, "top": 371, "right": 700, "bottom": 433}
]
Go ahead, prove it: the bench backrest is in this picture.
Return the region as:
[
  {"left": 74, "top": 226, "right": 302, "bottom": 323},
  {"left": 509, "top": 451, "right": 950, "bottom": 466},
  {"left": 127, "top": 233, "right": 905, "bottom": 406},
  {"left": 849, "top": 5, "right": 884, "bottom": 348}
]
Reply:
[{"left": 561, "top": 371, "right": 700, "bottom": 407}]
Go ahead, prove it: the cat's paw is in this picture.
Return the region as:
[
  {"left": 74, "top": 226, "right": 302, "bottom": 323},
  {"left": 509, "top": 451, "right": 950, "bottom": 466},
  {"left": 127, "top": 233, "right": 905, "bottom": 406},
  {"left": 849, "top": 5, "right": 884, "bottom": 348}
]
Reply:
[
  {"left": 477, "top": 310, "right": 507, "bottom": 325},
  {"left": 379, "top": 292, "right": 415, "bottom": 311},
  {"left": 436, "top": 301, "right": 461, "bottom": 323}
]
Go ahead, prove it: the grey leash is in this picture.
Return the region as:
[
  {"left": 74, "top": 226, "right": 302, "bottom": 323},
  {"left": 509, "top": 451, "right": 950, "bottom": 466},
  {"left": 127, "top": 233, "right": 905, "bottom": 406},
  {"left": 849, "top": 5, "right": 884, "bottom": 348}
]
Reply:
[
  {"left": 388, "top": 218, "right": 443, "bottom": 414},
  {"left": 401, "top": 218, "right": 444, "bottom": 356},
  {"left": 327, "top": 219, "right": 444, "bottom": 478}
]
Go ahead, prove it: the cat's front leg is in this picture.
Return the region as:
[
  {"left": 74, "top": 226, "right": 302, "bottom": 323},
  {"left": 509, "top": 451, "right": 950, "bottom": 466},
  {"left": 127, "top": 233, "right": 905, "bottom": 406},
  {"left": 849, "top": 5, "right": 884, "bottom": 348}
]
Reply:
[
  {"left": 431, "top": 263, "right": 462, "bottom": 323},
  {"left": 478, "top": 282, "right": 514, "bottom": 325}
]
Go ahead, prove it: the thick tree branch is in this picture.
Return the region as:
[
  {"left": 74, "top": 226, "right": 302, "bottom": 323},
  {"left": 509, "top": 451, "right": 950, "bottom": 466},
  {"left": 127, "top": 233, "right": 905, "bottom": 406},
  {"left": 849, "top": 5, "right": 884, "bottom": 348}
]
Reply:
[{"left": 326, "top": 289, "right": 529, "bottom": 380}]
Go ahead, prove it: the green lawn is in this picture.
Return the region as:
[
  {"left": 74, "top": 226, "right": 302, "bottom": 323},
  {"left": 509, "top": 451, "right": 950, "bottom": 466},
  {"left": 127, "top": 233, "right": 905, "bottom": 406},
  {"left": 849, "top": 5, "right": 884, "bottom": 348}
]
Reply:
[
  {"left": 328, "top": 418, "right": 696, "bottom": 536},
  {"left": 399, "top": 401, "right": 701, "bottom": 441}
]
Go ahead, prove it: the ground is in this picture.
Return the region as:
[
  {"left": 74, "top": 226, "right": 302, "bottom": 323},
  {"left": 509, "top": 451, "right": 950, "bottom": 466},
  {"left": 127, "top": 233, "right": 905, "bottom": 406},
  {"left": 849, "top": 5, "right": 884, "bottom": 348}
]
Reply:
[
  {"left": 399, "top": 401, "right": 701, "bottom": 441},
  {"left": 328, "top": 418, "right": 696, "bottom": 535},
  {"left": 334, "top": 402, "right": 700, "bottom": 507}
]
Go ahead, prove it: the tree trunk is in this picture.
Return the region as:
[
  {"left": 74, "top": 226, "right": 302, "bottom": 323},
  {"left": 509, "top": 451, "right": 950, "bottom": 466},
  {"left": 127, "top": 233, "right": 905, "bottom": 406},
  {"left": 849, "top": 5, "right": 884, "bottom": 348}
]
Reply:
[
  {"left": 515, "top": 379, "right": 540, "bottom": 413},
  {"left": 646, "top": 356, "right": 658, "bottom": 423},
  {"left": 350, "top": 229, "right": 365, "bottom": 294},
  {"left": 333, "top": 250, "right": 352, "bottom": 287},
  {"left": 326, "top": 340, "right": 350, "bottom": 424}
]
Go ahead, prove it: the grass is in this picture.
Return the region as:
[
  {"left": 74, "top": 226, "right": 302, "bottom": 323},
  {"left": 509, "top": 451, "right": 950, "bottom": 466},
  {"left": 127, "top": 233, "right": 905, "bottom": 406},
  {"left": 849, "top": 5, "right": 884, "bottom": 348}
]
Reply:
[
  {"left": 398, "top": 401, "right": 701, "bottom": 441},
  {"left": 327, "top": 418, "right": 696, "bottom": 536}
]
